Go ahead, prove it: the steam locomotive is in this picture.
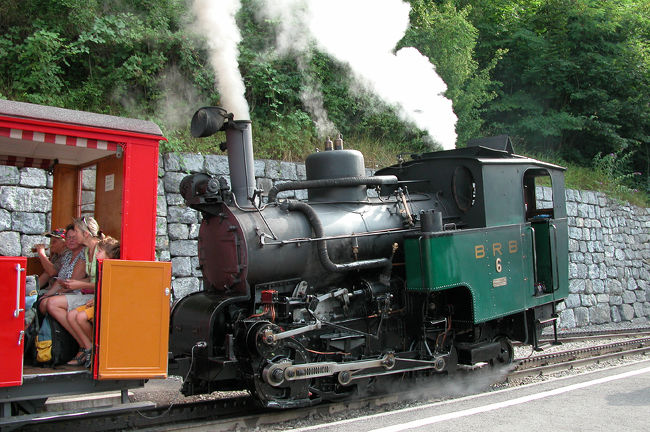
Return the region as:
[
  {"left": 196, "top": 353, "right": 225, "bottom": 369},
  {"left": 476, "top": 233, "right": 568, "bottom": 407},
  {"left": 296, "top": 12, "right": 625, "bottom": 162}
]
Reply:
[{"left": 169, "top": 107, "right": 568, "bottom": 408}]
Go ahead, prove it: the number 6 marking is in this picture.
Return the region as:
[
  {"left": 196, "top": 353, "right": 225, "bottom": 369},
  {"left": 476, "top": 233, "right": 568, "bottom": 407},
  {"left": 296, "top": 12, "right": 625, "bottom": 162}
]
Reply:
[{"left": 496, "top": 258, "right": 502, "bottom": 273}]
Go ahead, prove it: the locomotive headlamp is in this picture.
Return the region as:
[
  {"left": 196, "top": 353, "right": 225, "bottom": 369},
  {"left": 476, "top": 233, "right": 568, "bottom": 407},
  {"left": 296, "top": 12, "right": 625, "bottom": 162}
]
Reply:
[{"left": 191, "top": 106, "right": 231, "bottom": 137}]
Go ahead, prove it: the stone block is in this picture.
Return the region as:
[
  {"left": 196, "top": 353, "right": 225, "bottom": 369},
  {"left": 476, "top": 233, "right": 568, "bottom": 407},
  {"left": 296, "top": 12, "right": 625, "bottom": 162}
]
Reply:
[
  {"left": 633, "top": 303, "right": 645, "bottom": 318},
  {"left": 610, "top": 306, "right": 621, "bottom": 323},
  {"left": 156, "top": 235, "right": 169, "bottom": 251},
  {"left": 620, "top": 304, "right": 635, "bottom": 321},
  {"left": 158, "top": 153, "right": 165, "bottom": 178},
  {"left": 167, "top": 206, "right": 198, "bottom": 224},
  {"left": 169, "top": 240, "right": 198, "bottom": 257},
  {"left": 0, "top": 231, "right": 21, "bottom": 256},
  {"left": 21, "top": 234, "right": 48, "bottom": 256},
  {"left": 156, "top": 196, "right": 167, "bottom": 217},
  {"left": 81, "top": 168, "right": 96, "bottom": 190},
  {"left": 204, "top": 155, "right": 230, "bottom": 176},
  {"left": 19, "top": 168, "right": 47, "bottom": 187},
  {"left": 577, "top": 204, "right": 590, "bottom": 218},
  {"left": 627, "top": 278, "right": 638, "bottom": 290},
  {"left": 296, "top": 163, "right": 306, "bottom": 180},
  {"left": 280, "top": 162, "right": 297, "bottom": 180},
  {"left": 156, "top": 217, "right": 167, "bottom": 236},
  {"left": 11, "top": 212, "right": 46, "bottom": 234},
  {"left": 580, "top": 294, "right": 597, "bottom": 307},
  {"left": 589, "top": 304, "right": 610, "bottom": 324},
  {"left": 191, "top": 256, "right": 202, "bottom": 277},
  {"left": 559, "top": 309, "right": 576, "bottom": 329},
  {"left": 158, "top": 178, "right": 164, "bottom": 196},
  {"left": 168, "top": 223, "right": 189, "bottom": 240},
  {"left": 265, "top": 160, "right": 281, "bottom": 178},
  {"left": 622, "top": 290, "right": 636, "bottom": 304},
  {"left": 566, "top": 202, "right": 578, "bottom": 217},
  {"left": 0, "top": 187, "right": 52, "bottom": 212},
  {"left": 180, "top": 154, "right": 204, "bottom": 173},
  {"left": 592, "top": 279, "right": 605, "bottom": 294},
  {"left": 295, "top": 189, "right": 308, "bottom": 200},
  {"left": 163, "top": 172, "right": 187, "bottom": 193},
  {"left": 606, "top": 279, "right": 623, "bottom": 295},
  {"left": 568, "top": 227, "right": 582, "bottom": 240},
  {"left": 171, "top": 256, "right": 192, "bottom": 277},
  {"left": 0, "top": 166, "right": 20, "bottom": 185},
  {"left": 158, "top": 250, "right": 171, "bottom": 262},
  {"left": 172, "top": 277, "right": 200, "bottom": 299},
  {"left": 164, "top": 153, "right": 182, "bottom": 172},
  {"left": 609, "top": 295, "right": 622, "bottom": 305},
  {"left": 564, "top": 294, "right": 581, "bottom": 308},
  {"left": 575, "top": 307, "right": 589, "bottom": 326},
  {"left": 635, "top": 291, "right": 646, "bottom": 303},
  {"left": 0, "top": 208, "right": 11, "bottom": 231},
  {"left": 254, "top": 160, "right": 266, "bottom": 177},
  {"left": 166, "top": 193, "right": 185, "bottom": 206},
  {"left": 79, "top": 191, "right": 95, "bottom": 205}
]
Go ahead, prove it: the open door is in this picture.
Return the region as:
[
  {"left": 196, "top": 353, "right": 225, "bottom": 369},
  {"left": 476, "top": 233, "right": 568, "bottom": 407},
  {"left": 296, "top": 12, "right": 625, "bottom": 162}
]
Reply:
[
  {"left": 524, "top": 170, "right": 558, "bottom": 296},
  {"left": 0, "top": 257, "right": 26, "bottom": 388},
  {"left": 95, "top": 155, "right": 124, "bottom": 241},
  {"left": 94, "top": 259, "right": 171, "bottom": 380}
]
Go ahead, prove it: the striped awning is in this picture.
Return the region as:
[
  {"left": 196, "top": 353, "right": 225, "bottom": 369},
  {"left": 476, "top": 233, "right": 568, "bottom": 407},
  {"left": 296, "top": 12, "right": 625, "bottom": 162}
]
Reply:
[
  {"left": 0, "top": 155, "right": 55, "bottom": 169},
  {"left": 0, "top": 126, "right": 119, "bottom": 151}
]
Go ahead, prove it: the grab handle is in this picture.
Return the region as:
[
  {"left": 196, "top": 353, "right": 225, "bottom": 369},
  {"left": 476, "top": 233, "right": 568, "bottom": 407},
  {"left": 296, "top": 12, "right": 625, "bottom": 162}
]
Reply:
[{"left": 14, "top": 264, "right": 25, "bottom": 318}]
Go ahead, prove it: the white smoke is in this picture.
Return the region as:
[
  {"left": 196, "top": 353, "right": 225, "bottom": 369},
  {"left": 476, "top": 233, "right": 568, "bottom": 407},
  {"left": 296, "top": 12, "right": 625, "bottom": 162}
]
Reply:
[
  {"left": 259, "top": 0, "right": 457, "bottom": 149},
  {"left": 191, "top": 0, "right": 250, "bottom": 120}
]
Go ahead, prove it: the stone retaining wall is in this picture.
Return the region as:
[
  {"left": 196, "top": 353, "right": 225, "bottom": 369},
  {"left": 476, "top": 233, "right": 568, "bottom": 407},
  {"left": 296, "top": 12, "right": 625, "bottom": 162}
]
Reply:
[{"left": 1, "top": 155, "right": 648, "bottom": 329}]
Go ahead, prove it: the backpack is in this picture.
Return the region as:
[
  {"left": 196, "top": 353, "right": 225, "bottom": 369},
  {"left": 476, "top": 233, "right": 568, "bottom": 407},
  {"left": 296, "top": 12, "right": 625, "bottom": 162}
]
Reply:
[{"left": 32, "top": 315, "right": 79, "bottom": 367}]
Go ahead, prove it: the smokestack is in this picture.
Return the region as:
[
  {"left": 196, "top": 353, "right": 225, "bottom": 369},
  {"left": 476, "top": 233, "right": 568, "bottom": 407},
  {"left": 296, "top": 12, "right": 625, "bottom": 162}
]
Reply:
[
  {"left": 225, "top": 120, "right": 256, "bottom": 206},
  {"left": 191, "top": 107, "right": 256, "bottom": 206}
]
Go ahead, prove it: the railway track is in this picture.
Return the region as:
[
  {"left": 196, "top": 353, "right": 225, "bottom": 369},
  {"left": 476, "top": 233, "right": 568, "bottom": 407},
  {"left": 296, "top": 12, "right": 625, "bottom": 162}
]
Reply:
[
  {"left": 509, "top": 336, "right": 650, "bottom": 379},
  {"left": 7, "top": 329, "right": 650, "bottom": 432}
]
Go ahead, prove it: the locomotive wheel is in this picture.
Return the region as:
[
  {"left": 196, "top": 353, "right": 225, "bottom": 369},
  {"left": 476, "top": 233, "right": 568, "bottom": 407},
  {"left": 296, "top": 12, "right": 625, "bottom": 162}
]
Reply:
[
  {"left": 490, "top": 336, "right": 514, "bottom": 366},
  {"left": 249, "top": 325, "right": 312, "bottom": 408}
]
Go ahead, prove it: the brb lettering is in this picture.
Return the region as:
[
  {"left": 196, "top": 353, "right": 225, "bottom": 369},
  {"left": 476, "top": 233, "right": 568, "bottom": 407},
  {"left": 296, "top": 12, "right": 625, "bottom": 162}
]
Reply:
[{"left": 474, "top": 240, "right": 519, "bottom": 273}]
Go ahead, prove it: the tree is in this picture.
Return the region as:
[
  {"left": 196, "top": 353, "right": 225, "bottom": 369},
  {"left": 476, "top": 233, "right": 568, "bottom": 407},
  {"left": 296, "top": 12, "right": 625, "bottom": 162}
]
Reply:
[{"left": 399, "top": 0, "right": 501, "bottom": 146}]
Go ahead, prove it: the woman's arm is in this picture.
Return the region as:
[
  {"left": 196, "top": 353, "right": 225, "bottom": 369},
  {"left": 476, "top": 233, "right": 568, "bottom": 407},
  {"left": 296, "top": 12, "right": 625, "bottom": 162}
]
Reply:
[
  {"left": 60, "top": 279, "right": 94, "bottom": 292},
  {"left": 35, "top": 245, "right": 57, "bottom": 276}
]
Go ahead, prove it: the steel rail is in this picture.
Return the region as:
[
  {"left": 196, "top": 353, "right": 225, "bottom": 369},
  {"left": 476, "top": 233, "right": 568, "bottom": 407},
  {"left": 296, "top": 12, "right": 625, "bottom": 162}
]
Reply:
[{"left": 510, "top": 338, "right": 650, "bottom": 379}]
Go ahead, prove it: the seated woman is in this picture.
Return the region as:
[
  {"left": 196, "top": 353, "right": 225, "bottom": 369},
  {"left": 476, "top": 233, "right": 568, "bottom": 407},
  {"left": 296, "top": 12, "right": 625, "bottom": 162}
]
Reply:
[
  {"left": 45, "top": 216, "right": 103, "bottom": 364},
  {"left": 37, "top": 225, "right": 86, "bottom": 315},
  {"left": 66, "top": 236, "right": 120, "bottom": 366}
]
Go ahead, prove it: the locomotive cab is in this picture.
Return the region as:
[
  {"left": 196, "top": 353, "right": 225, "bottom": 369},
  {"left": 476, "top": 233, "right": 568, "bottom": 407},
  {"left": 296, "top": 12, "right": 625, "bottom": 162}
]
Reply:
[{"left": 0, "top": 99, "right": 171, "bottom": 419}]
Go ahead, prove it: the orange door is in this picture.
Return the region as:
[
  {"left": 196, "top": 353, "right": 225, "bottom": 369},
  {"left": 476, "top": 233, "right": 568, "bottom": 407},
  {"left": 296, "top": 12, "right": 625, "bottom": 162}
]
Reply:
[
  {"left": 0, "top": 257, "right": 26, "bottom": 387},
  {"left": 95, "top": 259, "right": 171, "bottom": 380}
]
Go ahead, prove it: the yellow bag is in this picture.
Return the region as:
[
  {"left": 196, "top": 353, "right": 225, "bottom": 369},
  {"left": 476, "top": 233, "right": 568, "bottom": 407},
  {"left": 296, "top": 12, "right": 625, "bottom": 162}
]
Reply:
[{"left": 35, "top": 338, "right": 52, "bottom": 363}]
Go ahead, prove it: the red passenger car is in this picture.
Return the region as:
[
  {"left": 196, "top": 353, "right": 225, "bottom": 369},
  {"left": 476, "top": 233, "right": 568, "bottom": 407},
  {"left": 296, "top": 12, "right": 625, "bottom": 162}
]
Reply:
[{"left": 0, "top": 99, "right": 171, "bottom": 419}]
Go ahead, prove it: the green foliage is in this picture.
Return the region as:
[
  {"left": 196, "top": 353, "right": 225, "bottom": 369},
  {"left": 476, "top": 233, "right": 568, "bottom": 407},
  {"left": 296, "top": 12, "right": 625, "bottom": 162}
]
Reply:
[
  {"left": 465, "top": 0, "right": 649, "bottom": 179},
  {"left": 0, "top": 0, "right": 648, "bottom": 204}
]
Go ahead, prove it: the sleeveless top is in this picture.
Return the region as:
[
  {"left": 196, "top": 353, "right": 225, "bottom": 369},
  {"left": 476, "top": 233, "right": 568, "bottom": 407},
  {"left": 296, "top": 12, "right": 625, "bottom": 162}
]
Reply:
[
  {"left": 57, "top": 249, "right": 85, "bottom": 280},
  {"left": 85, "top": 245, "right": 98, "bottom": 284}
]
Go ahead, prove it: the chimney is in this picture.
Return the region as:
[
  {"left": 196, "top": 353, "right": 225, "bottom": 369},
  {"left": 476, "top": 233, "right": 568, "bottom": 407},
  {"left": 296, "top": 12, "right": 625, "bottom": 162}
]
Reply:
[
  {"left": 190, "top": 107, "right": 256, "bottom": 206},
  {"left": 225, "top": 120, "right": 255, "bottom": 206}
]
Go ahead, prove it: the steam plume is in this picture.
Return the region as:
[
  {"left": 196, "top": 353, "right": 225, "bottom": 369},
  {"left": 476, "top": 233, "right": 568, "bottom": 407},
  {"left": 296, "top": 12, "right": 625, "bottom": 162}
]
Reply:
[
  {"left": 191, "top": 0, "right": 250, "bottom": 120},
  {"left": 259, "top": 0, "right": 457, "bottom": 149}
]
